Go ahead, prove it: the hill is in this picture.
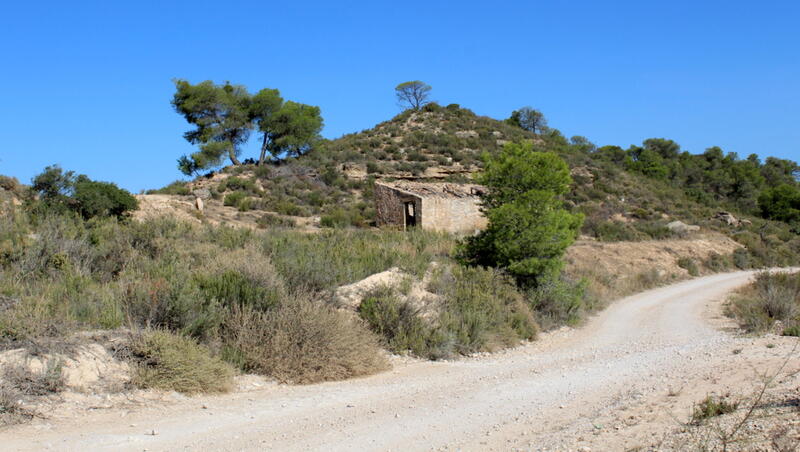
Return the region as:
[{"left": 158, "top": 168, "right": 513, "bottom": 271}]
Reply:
[{"left": 141, "top": 103, "right": 799, "bottom": 268}]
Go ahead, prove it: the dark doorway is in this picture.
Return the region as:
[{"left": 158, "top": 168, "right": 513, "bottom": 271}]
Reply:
[{"left": 404, "top": 201, "right": 417, "bottom": 229}]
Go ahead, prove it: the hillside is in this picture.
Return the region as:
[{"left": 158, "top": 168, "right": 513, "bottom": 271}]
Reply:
[{"left": 140, "top": 103, "right": 799, "bottom": 269}]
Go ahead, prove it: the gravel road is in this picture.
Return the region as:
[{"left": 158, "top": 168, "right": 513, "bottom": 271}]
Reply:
[{"left": 3, "top": 270, "right": 787, "bottom": 451}]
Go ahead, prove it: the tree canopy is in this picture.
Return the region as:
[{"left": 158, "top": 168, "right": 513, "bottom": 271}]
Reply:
[
  {"left": 506, "top": 107, "right": 549, "bottom": 134},
  {"left": 395, "top": 81, "right": 432, "bottom": 110},
  {"left": 459, "top": 141, "right": 583, "bottom": 286},
  {"left": 172, "top": 80, "right": 323, "bottom": 174}
]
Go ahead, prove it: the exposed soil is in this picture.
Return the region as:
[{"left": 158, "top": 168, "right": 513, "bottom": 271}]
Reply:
[{"left": 2, "top": 271, "right": 797, "bottom": 451}]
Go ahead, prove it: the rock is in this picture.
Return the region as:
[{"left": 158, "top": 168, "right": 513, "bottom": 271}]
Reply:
[
  {"left": 491, "top": 131, "right": 503, "bottom": 137},
  {"left": 192, "top": 188, "right": 212, "bottom": 200},
  {"left": 455, "top": 130, "right": 479, "bottom": 139},
  {"left": 195, "top": 197, "right": 204, "bottom": 212},
  {"left": 334, "top": 267, "right": 407, "bottom": 310},
  {"left": 666, "top": 221, "right": 700, "bottom": 234},
  {"left": 713, "top": 211, "right": 741, "bottom": 227}
]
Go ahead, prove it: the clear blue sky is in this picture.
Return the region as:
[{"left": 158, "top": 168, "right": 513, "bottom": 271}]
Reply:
[{"left": 1, "top": 0, "right": 798, "bottom": 192}]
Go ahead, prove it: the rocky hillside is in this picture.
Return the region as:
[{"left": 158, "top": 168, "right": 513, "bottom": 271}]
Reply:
[{"left": 138, "top": 103, "right": 799, "bottom": 267}]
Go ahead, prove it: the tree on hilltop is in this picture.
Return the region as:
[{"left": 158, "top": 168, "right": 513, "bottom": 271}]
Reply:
[
  {"left": 172, "top": 80, "right": 323, "bottom": 174},
  {"left": 395, "top": 81, "right": 432, "bottom": 111},
  {"left": 251, "top": 91, "right": 323, "bottom": 165},
  {"left": 172, "top": 80, "right": 252, "bottom": 173},
  {"left": 506, "top": 107, "right": 549, "bottom": 135}
]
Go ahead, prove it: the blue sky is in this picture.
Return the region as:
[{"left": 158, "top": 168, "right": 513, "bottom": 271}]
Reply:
[{"left": 1, "top": 0, "right": 798, "bottom": 192}]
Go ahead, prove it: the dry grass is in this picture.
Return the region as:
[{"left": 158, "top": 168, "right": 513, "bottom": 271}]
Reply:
[
  {"left": 129, "top": 329, "right": 235, "bottom": 394},
  {"left": 225, "top": 298, "right": 389, "bottom": 384}
]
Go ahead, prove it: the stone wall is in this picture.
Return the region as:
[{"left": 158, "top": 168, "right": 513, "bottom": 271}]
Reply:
[
  {"left": 374, "top": 183, "right": 421, "bottom": 229},
  {"left": 420, "top": 196, "right": 486, "bottom": 234},
  {"left": 374, "top": 182, "right": 486, "bottom": 234}
]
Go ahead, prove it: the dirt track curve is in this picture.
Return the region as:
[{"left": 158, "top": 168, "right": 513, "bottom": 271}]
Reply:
[{"left": 3, "top": 270, "right": 794, "bottom": 451}]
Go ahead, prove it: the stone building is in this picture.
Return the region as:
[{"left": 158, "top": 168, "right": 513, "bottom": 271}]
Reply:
[{"left": 374, "top": 181, "right": 487, "bottom": 234}]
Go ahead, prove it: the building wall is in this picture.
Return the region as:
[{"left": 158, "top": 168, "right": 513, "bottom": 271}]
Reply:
[
  {"left": 374, "top": 183, "right": 421, "bottom": 229},
  {"left": 420, "top": 196, "right": 487, "bottom": 234}
]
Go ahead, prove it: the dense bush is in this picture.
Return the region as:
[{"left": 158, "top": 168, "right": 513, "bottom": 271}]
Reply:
[
  {"left": 225, "top": 300, "right": 387, "bottom": 383},
  {"left": 130, "top": 329, "right": 235, "bottom": 394}
]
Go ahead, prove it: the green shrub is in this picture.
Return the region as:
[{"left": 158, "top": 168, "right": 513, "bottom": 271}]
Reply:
[
  {"left": 72, "top": 178, "right": 138, "bottom": 219},
  {"left": 677, "top": 257, "right": 700, "bottom": 276},
  {"left": 220, "top": 176, "right": 257, "bottom": 193},
  {"left": 691, "top": 395, "right": 738, "bottom": 424},
  {"left": 130, "top": 329, "right": 235, "bottom": 394},
  {"left": 256, "top": 213, "right": 295, "bottom": 229},
  {"left": 704, "top": 252, "right": 732, "bottom": 272},
  {"left": 145, "top": 181, "right": 190, "bottom": 196},
  {"left": 223, "top": 191, "right": 246, "bottom": 207},
  {"left": 526, "top": 274, "right": 588, "bottom": 329},
  {"left": 359, "top": 287, "right": 443, "bottom": 358},
  {"left": 225, "top": 299, "right": 387, "bottom": 384},
  {"left": 782, "top": 325, "right": 800, "bottom": 337}
]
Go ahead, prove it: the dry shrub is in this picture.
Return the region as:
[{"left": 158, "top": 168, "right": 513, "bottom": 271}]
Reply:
[
  {"left": 2, "top": 360, "right": 65, "bottom": 396},
  {"left": 130, "top": 329, "right": 235, "bottom": 394},
  {"left": 730, "top": 271, "right": 800, "bottom": 333},
  {"left": 225, "top": 298, "right": 388, "bottom": 384},
  {"left": 0, "top": 385, "right": 33, "bottom": 425}
]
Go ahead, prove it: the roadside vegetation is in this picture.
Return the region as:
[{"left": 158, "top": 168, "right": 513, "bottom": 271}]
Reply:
[{"left": 728, "top": 271, "right": 800, "bottom": 335}]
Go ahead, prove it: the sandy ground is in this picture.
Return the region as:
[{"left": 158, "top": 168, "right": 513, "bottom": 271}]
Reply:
[{"left": 2, "top": 271, "right": 798, "bottom": 451}]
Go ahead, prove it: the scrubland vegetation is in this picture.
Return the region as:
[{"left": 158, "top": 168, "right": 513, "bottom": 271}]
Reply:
[
  {"left": 1, "top": 82, "right": 798, "bottom": 403},
  {"left": 728, "top": 271, "right": 800, "bottom": 335}
]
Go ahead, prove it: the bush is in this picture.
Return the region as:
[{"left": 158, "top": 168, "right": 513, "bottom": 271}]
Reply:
[
  {"left": 223, "top": 191, "right": 246, "bottom": 207},
  {"left": 526, "top": 274, "right": 588, "bottom": 329},
  {"left": 359, "top": 287, "right": 443, "bottom": 358},
  {"left": 2, "top": 360, "right": 65, "bottom": 396},
  {"left": 677, "top": 257, "right": 700, "bottom": 276},
  {"left": 729, "top": 271, "right": 799, "bottom": 332},
  {"left": 225, "top": 299, "right": 387, "bottom": 384},
  {"left": 256, "top": 213, "right": 295, "bottom": 229},
  {"left": 72, "top": 179, "right": 138, "bottom": 219},
  {"left": 145, "top": 181, "right": 190, "bottom": 196},
  {"left": 129, "top": 329, "right": 235, "bottom": 394},
  {"left": 433, "top": 265, "right": 538, "bottom": 352},
  {"left": 704, "top": 252, "right": 732, "bottom": 272}
]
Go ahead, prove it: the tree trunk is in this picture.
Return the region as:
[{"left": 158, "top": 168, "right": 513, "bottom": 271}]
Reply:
[
  {"left": 258, "top": 134, "right": 269, "bottom": 166},
  {"left": 229, "top": 145, "right": 241, "bottom": 166}
]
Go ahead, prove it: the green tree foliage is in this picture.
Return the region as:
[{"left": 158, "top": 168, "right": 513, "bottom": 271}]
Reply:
[
  {"left": 172, "top": 81, "right": 324, "bottom": 173},
  {"left": 30, "top": 166, "right": 137, "bottom": 219},
  {"left": 506, "top": 107, "right": 549, "bottom": 134},
  {"left": 257, "top": 101, "right": 323, "bottom": 163},
  {"left": 590, "top": 136, "right": 798, "bottom": 219},
  {"left": 459, "top": 142, "right": 584, "bottom": 286},
  {"left": 758, "top": 184, "right": 800, "bottom": 231},
  {"left": 31, "top": 165, "right": 76, "bottom": 207},
  {"left": 72, "top": 177, "right": 138, "bottom": 219},
  {"left": 395, "top": 81, "right": 432, "bottom": 110},
  {"left": 172, "top": 80, "right": 253, "bottom": 172}
]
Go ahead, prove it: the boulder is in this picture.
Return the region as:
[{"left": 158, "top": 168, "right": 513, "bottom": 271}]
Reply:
[
  {"left": 455, "top": 130, "right": 479, "bottom": 139},
  {"left": 192, "top": 188, "right": 212, "bottom": 200},
  {"left": 195, "top": 197, "right": 204, "bottom": 212},
  {"left": 713, "top": 211, "right": 741, "bottom": 227},
  {"left": 667, "top": 220, "right": 700, "bottom": 234}
]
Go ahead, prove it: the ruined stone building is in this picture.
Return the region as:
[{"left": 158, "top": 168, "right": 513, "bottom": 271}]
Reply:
[{"left": 374, "top": 181, "right": 487, "bottom": 234}]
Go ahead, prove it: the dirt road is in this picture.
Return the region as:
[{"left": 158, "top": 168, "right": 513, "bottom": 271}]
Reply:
[{"left": 4, "top": 270, "right": 798, "bottom": 451}]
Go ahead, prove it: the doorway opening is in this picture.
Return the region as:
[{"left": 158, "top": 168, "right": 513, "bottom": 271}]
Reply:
[{"left": 404, "top": 201, "right": 416, "bottom": 229}]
